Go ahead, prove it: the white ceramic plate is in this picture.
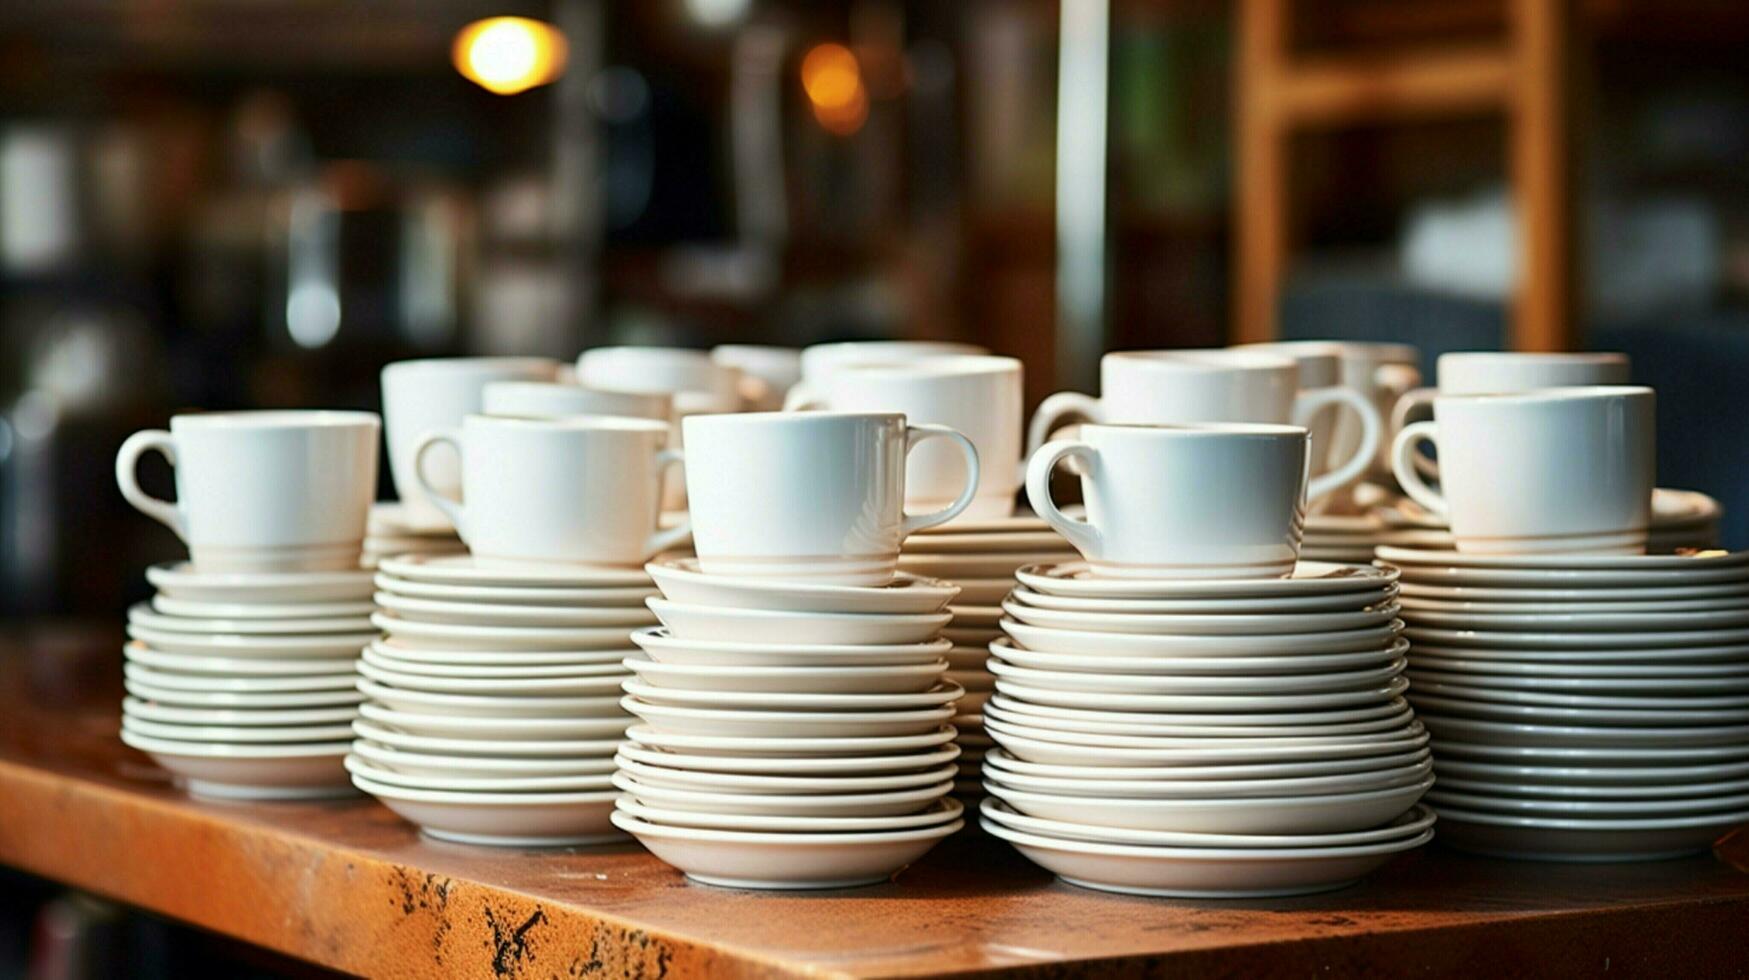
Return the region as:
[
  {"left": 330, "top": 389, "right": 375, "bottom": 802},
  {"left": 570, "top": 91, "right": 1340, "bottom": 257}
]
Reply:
[
  {"left": 614, "top": 740, "right": 960, "bottom": 775},
  {"left": 375, "top": 573, "right": 656, "bottom": 606},
  {"left": 1407, "top": 676, "right": 1749, "bottom": 709},
  {"left": 629, "top": 627, "right": 949, "bottom": 668},
  {"left": 621, "top": 699, "right": 955, "bottom": 738},
  {"left": 981, "top": 817, "right": 1431, "bottom": 898},
  {"left": 151, "top": 596, "right": 376, "bottom": 620},
  {"left": 1401, "top": 595, "right": 1749, "bottom": 616},
  {"left": 1010, "top": 586, "right": 1396, "bottom": 615},
  {"left": 1388, "top": 562, "right": 1749, "bottom": 589},
  {"left": 1409, "top": 640, "right": 1749, "bottom": 665},
  {"left": 124, "top": 644, "right": 360, "bottom": 677},
  {"left": 621, "top": 679, "right": 963, "bottom": 712},
  {"left": 988, "top": 722, "right": 1429, "bottom": 768},
  {"left": 983, "top": 757, "right": 1432, "bottom": 801},
  {"left": 357, "top": 659, "right": 628, "bottom": 697},
  {"left": 614, "top": 754, "right": 959, "bottom": 794},
  {"left": 120, "top": 714, "right": 355, "bottom": 744},
  {"left": 357, "top": 678, "right": 625, "bottom": 718},
  {"left": 1016, "top": 561, "right": 1397, "bottom": 599},
  {"left": 372, "top": 592, "right": 655, "bottom": 628},
  {"left": 126, "top": 678, "right": 364, "bottom": 710},
  {"left": 1398, "top": 581, "right": 1749, "bottom": 603},
  {"left": 986, "top": 693, "right": 1410, "bottom": 729},
  {"left": 1432, "top": 758, "right": 1749, "bottom": 794},
  {"left": 1404, "top": 624, "right": 1749, "bottom": 651},
  {"left": 1407, "top": 657, "right": 1749, "bottom": 685},
  {"left": 119, "top": 729, "right": 352, "bottom": 800},
  {"left": 1429, "top": 803, "right": 1748, "bottom": 861},
  {"left": 368, "top": 637, "right": 635, "bottom": 667},
  {"left": 378, "top": 553, "right": 652, "bottom": 587},
  {"left": 351, "top": 718, "right": 623, "bottom": 758},
  {"left": 992, "top": 675, "right": 1411, "bottom": 714},
  {"left": 1416, "top": 712, "right": 1749, "bottom": 748},
  {"left": 122, "top": 661, "right": 357, "bottom": 693},
  {"left": 898, "top": 552, "right": 1075, "bottom": 579},
  {"left": 999, "top": 598, "right": 1400, "bottom": 636},
  {"left": 912, "top": 513, "right": 1051, "bottom": 535},
  {"left": 981, "top": 797, "right": 1435, "bottom": 848},
  {"left": 985, "top": 715, "right": 1424, "bottom": 752},
  {"left": 1402, "top": 606, "right": 1749, "bottom": 633},
  {"left": 988, "top": 654, "right": 1404, "bottom": 696},
  {"left": 1427, "top": 785, "right": 1749, "bottom": 816},
  {"left": 125, "top": 627, "right": 376, "bottom": 659},
  {"left": 623, "top": 658, "right": 947, "bottom": 694},
  {"left": 646, "top": 559, "right": 958, "bottom": 614},
  {"left": 987, "top": 775, "right": 1429, "bottom": 834},
  {"left": 613, "top": 774, "right": 953, "bottom": 817},
  {"left": 982, "top": 746, "right": 1433, "bottom": 783},
  {"left": 351, "top": 773, "right": 622, "bottom": 847},
  {"left": 371, "top": 612, "right": 636, "bottom": 651},
  {"left": 123, "top": 697, "right": 356, "bottom": 727},
  {"left": 144, "top": 562, "right": 374, "bottom": 604},
  {"left": 615, "top": 795, "right": 961, "bottom": 832},
  {"left": 610, "top": 810, "right": 960, "bottom": 889},
  {"left": 1409, "top": 692, "right": 1749, "bottom": 727},
  {"left": 985, "top": 699, "right": 1416, "bottom": 739},
  {"left": 128, "top": 602, "right": 374, "bottom": 636},
  {"left": 345, "top": 754, "right": 615, "bottom": 793},
  {"left": 1377, "top": 488, "right": 1719, "bottom": 531},
  {"left": 623, "top": 723, "right": 957, "bottom": 756},
  {"left": 351, "top": 739, "right": 619, "bottom": 777},
  {"left": 647, "top": 599, "right": 950, "bottom": 646},
  {"left": 989, "top": 637, "right": 1404, "bottom": 676},
  {"left": 1378, "top": 545, "right": 1749, "bottom": 572},
  {"left": 1001, "top": 619, "right": 1402, "bottom": 659},
  {"left": 1429, "top": 737, "right": 1749, "bottom": 768},
  {"left": 356, "top": 702, "right": 628, "bottom": 739},
  {"left": 361, "top": 644, "right": 632, "bottom": 679}
]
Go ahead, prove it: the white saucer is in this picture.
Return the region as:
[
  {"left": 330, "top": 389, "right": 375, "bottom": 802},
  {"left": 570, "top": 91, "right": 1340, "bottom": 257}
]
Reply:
[
  {"left": 1000, "top": 598, "right": 1400, "bottom": 637},
  {"left": 1378, "top": 544, "right": 1749, "bottom": 572},
  {"left": 1431, "top": 757, "right": 1749, "bottom": 792},
  {"left": 362, "top": 644, "right": 632, "bottom": 679},
  {"left": 1416, "top": 712, "right": 1749, "bottom": 748},
  {"left": 144, "top": 562, "right": 374, "bottom": 604},
  {"left": 987, "top": 656, "right": 1405, "bottom": 696},
  {"left": 1402, "top": 606, "right": 1749, "bottom": 633},
  {"left": 899, "top": 552, "right": 1079, "bottom": 579},
  {"left": 914, "top": 513, "right": 1051, "bottom": 535},
  {"left": 1010, "top": 585, "right": 1397, "bottom": 615},
  {"left": 621, "top": 698, "right": 955, "bottom": 739},
  {"left": 990, "top": 636, "right": 1404, "bottom": 676},
  {"left": 128, "top": 602, "right": 374, "bottom": 636},
  {"left": 1400, "top": 595, "right": 1749, "bottom": 615},
  {"left": 614, "top": 740, "right": 960, "bottom": 775},
  {"left": 372, "top": 612, "right": 639, "bottom": 651},
  {"left": 621, "top": 679, "right": 963, "bottom": 712},
  {"left": 351, "top": 740, "right": 620, "bottom": 778},
  {"left": 982, "top": 757, "right": 1431, "bottom": 801},
  {"left": 1379, "top": 488, "right": 1721, "bottom": 531},
  {"left": 610, "top": 810, "right": 960, "bottom": 890},
  {"left": 357, "top": 679, "right": 625, "bottom": 719},
  {"left": 369, "top": 501, "right": 458, "bottom": 536},
  {"left": 1001, "top": 618, "right": 1401, "bottom": 658},
  {"left": 647, "top": 599, "right": 951, "bottom": 646},
  {"left": 373, "top": 592, "right": 655, "bottom": 628},
  {"left": 345, "top": 755, "right": 616, "bottom": 794},
  {"left": 986, "top": 773, "right": 1429, "bottom": 835},
  {"left": 646, "top": 559, "right": 959, "bottom": 614},
  {"left": 119, "top": 729, "right": 353, "bottom": 801},
  {"left": 1407, "top": 658, "right": 1749, "bottom": 687},
  {"left": 987, "top": 721, "right": 1428, "bottom": 768},
  {"left": 370, "top": 637, "right": 636, "bottom": 667},
  {"left": 980, "top": 797, "right": 1434, "bottom": 847},
  {"left": 351, "top": 719, "right": 623, "bottom": 758},
  {"left": 1426, "top": 786, "right": 1749, "bottom": 818},
  {"left": 900, "top": 531, "right": 1070, "bottom": 554},
  {"left": 982, "top": 745, "right": 1432, "bottom": 783},
  {"left": 994, "top": 675, "right": 1410, "bottom": 714},
  {"left": 1398, "top": 581, "right": 1749, "bottom": 603},
  {"left": 1404, "top": 624, "right": 1749, "bottom": 651},
  {"left": 123, "top": 697, "right": 357, "bottom": 728},
  {"left": 356, "top": 702, "right": 628, "bottom": 739},
  {"left": 1429, "top": 803, "right": 1746, "bottom": 861},
  {"left": 123, "top": 661, "right": 357, "bottom": 693},
  {"left": 151, "top": 596, "right": 376, "bottom": 620},
  {"left": 1407, "top": 676, "right": 1749, "bottom": 709},
  {"left": 629, "top": 628, "right": 950, "bottom": 668},
  {"left": 624, "top": 658, "right": 947, "bottom": 695},
  {"left": 980, "top": 817, "right": 1431, "bottom": 898},
  {"left": 615, "top": 795, "right": 962, "bottom": 832},
  {"left": 124, "top": 644, "right": 361, "bottom": 677},
  {"left": 126, "top": 678, "right": 364, "bottom": 710},
  {"left": 121, "top": 714, "right": 355, "bottom": 744},
  {"left": 623, "top": 722, "right": 957, "bottom": 755},
  {"left": 986, "top": 700, "right": 1416, "bottom": 740},
  {"left": 1016, "top": 561, "right": 1398, "bottom": 599},
  {"left": 378, "top": 553, "right": 652, "bottom": 587},
  {"left": 351, "top": 772, "right": 621, "bottom": 847},
  {"left": 357, "top": 660, "right": 628, "bottom": 698},
  {"left": 375, "top": 573, "right": 656, "bottom": 607},
  {"left": 1410, "top": 692, "right": 1749, "bottom": 728},
  {"left": 1409, "top": 639, "right": 1749, "bottom": 665},
  {"left": 613, "top": 754, "right": 959, "bottom": 794},
  {"left": 126, "top": 626, "right": 376, "bottom": 659}
]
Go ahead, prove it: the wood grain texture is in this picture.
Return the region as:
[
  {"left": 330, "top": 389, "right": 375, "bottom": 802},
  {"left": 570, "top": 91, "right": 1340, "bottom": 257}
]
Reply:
[{"left": 4, "top": 634, "right": 1749, "bottom": 978}]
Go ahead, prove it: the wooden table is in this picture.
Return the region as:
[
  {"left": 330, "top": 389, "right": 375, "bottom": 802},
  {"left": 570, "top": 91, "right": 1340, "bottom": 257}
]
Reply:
[{"left": 6, "top": 630, "right": 1749, "bottom": 978}]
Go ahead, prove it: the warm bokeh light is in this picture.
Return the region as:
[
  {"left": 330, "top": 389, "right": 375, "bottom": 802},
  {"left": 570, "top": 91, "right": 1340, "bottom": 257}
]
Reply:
[
  {"left": 452, "top": 17, "right": 568, "bottom": 96},
  {"left": 801, "top": 43, "right": 868, "bottom": 136}
]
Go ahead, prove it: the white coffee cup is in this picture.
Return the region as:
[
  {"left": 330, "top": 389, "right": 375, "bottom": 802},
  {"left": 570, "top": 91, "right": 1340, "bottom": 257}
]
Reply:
[
  {"left": 1390, "top": 386, "right": 1656, "bottom": 555},
  {"left": 412, "top": 415, "right": 688, "bottom": 567},
  {"left": 1392, "top": 351, "right": 1630, "bottom": 433},
  {"left": 116, "top": 411, "right": 380, "bottom": 572},
  {"left": 683, "top": 412, "right": 980, "bottom": 585},
  {"left": 1234, "top": 340, "right": 1421, "bottom": 482},
  {"left": 787, "top": 355, "right": 1022, "bottom": 521},
  {"left": 381, "top": 357, "right": 559, "bottom": 530},
  {"left": 712, "top": 345, "right": 802, "bottom": 410},
  {"left": 1027, "top": 423, "right": 1316, "bottom": 580},
  {"left": 482, "top": 381, "right": 673, "bottom": 425},
  {"left": 785, "top": 340, "right": 988, "bottom": 410},
  {"left": 1026, "top": 350, "right": 1380, "bottom": 504},
  {"left": 575, "top": 346, "right": 748, "bottom": 406}
]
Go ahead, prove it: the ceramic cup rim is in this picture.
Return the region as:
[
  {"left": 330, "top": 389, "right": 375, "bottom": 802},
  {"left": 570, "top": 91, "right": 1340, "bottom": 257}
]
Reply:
[
  {"left": 460, "top": 413, "right": 670, "bottom": 435},
  {"left": 1105, "top": 349, "right": 1296, "bottom": 374},
  {"left": 168, "top": 410, "right": 379, "bottom": 431},
  {"left": 1433, "top": 385, "right": 1651, "bottom": 407}
]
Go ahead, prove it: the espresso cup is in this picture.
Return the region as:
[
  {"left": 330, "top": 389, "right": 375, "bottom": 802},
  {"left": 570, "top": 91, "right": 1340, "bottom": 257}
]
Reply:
[
  {"left": 574, "top": 346, "right": 748, "bottom": 406},
  {"left": 382, "top": 357, "right": 559, "bottom": 530},
  {"left": 482, "top": 381, "right": 673, "bottom": 425},
  {"left": 116, "top": 411, "right": 380, "bottom": 571},
  {"left": 1392, "top": 351, "right": 1630, "bottom": 432},
  {"left": 412, "top": 415, "right": 688, "bottom": 567},
  {"left": 683, "top": 412, "right": 981, "bottom": 585},
  {"left": 788, "top": 355, "right": 1022, "bottom": 521},
  {"left": 1235, "top": 340, "right": 1421, "bottom": 482},
  {"left": 1027, "top": 423, "right": 1314, "bottom": 579},
  {"left": 1390, "top": 386, "right": 1655, "bottom": 555},
  {"left": 785, "top": 340, "right": 988, "bottom": 410},
  {"left": 1026, "top": 350, "right": 1379, "bottom": 504}
]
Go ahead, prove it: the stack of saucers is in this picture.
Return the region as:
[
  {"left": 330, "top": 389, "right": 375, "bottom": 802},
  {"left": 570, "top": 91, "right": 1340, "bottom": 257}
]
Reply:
[
  {"left": 980, "top": 560, "right": 1436, "bottom": 897},
  {"left": 121, "top": 563, "right": 378, "bottom": 801},
  {"left": 1302, "top": 512, "right": 1391, "bottom": 564},
  {"left": 1375, "top": 489, "right": 1721, "bottom": 554},
  {"left": 361, "top": 502, "right": 465, "bottom": 569},
  {"left": 1382, "top": 544, "right": 1749, "bottom": 861},
  {"left": 348, "top": 554, "right": 657, "bottom": 846},
  {"left": 897, "top": 514, "right": 1074, "bottom": 797},
  {"left": 613, "top": 558, "right": 966, "bottom": 888}
]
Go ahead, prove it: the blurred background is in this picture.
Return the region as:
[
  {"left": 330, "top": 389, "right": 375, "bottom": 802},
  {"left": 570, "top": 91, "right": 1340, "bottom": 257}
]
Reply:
[{"left": 2, "top": 1, "right": 1749, "bottom": 974}]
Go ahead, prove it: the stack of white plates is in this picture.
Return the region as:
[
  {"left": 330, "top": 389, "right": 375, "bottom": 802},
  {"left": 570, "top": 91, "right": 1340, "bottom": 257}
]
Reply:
[
  {"left": 120, "top": 563, "right": 377, "bottom": 801},
  {"left": 898, "top": 514, "right": 1074, "bottom": 798},
  {"left": 981, "top": 560, "right": 1435, "bottom": 897},
  {"left": 1303, "top": 513, "right": 1390, "bottom": 564},
  {"left": 617, "top": 559, "right": 966, "bottom": 888},
  {"left": 1375, "top": 489, "right": 1721, "bottom": 554},
  {"left": 362, "top": 502, "right": 465, "bottom": 569},
  {"left": 1382, "top": 544, "right": 1749, "bottom": 861},
  {"left": 350, "top": 554, "right": 657, "bottom": 846}
]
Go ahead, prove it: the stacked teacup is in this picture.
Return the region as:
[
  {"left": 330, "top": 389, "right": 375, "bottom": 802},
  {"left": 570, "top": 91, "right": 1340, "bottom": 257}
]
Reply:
[
  {"left": 981, "top": 422, "right": 1434, "bottom": 898},
  {"left": 614, "top": 411, "right": 975, "bottom": 889},
  {"left": 789, "top": 353, "right": 1073, "bottom": 794},
  {"left": 349, "top": 413, "right": 683, "bottom": 846},
  {"left": 1385, "top": 384, "right": 1749, "bottom": 860},
  {"left": 114, "top": 410, "right": 381, "bottom": 800}
]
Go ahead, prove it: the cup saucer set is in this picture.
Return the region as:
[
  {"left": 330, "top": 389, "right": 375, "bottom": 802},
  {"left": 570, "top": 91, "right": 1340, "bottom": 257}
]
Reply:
[
  {"left": 611, "top": 411, "right": 983, "bottom": 888},
  {"left": 114, "top": 411, "right": 382, "bottom": 800},
  {"left": 1380, "top": 383, "right": 1748, "bottom": 861}
]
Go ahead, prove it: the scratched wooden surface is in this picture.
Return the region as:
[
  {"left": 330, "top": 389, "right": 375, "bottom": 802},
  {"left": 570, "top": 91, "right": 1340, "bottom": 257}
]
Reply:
[{"left": 5, "top": 629, "right": 1749, "bottom": 979}]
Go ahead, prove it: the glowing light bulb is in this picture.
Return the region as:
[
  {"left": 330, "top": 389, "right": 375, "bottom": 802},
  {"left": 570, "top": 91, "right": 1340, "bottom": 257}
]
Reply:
[
  {"left": 801, "top": 43, "right": 868, "bottom": 136},
  {"left": 452, "top": 17, "right": 568, "bottom": 96}
]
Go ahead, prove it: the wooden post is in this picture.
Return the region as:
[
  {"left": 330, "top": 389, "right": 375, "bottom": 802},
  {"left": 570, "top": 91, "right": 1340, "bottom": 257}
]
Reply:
[
  {"left": 1509, "top": 0, "right": 1575, "bottom": 351},
  {"left": 1234, "top": 0, "right": 1287, "bottom": 344}
]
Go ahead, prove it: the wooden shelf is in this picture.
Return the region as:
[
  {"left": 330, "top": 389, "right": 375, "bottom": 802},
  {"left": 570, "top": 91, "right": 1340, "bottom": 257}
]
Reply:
[{"left": 5, "top": 635, "right": 1749, "bottom": 977}]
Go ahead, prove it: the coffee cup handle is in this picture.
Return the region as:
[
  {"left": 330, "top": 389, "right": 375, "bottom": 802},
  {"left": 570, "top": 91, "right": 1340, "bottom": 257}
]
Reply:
[
  {"left": 1390, "top": 387, "right": 1440, "bottom": 479},
  {"left": 898, "top": 424, "right": 981, "bottom": 536},
  {"left": 1294, "top": 387, "right": 1380, "bottom": 504},
  {"left": 115, "top": 429, "right": 186, "bottom": 542},
  {"left": 1025, "top": 438, "right": 1102, "bottom": 558},
  {"left": 1024, "top": 392, "right": 1102, "bottom": 458},
  {"left": 781, "top": 384, "right": 820, "bottom": 411},
  {"left": 644, "top": 449, "right": 693, "bottom": 556},
  {"left": 410, "top": 429, "right": 468, "bottom": 536},
  {"left": 1391, "top": 421, "right": 1448, "bottom": 516}
]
